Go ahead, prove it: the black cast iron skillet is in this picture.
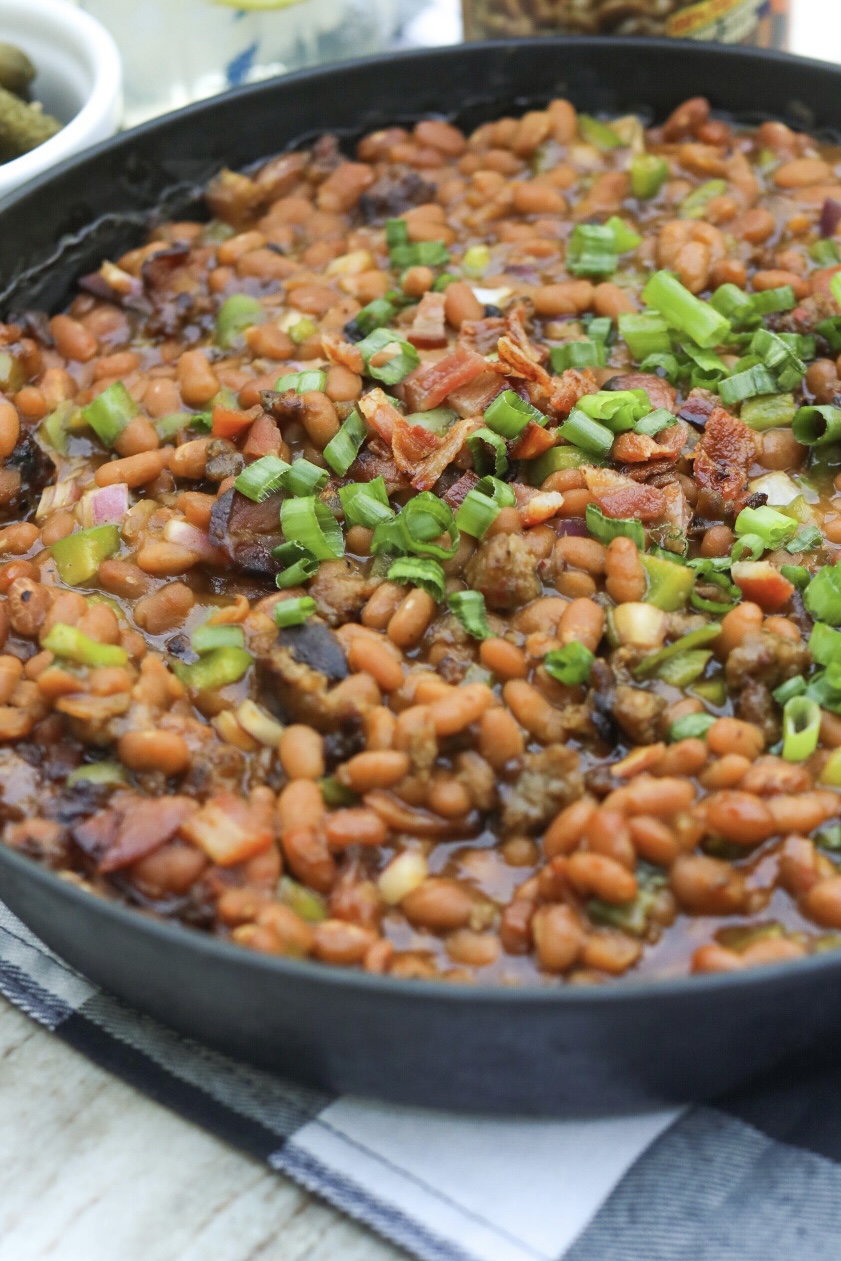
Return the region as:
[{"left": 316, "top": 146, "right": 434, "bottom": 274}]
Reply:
[{"left": 1, "top": 38, "right": 841, "bottom": 1116}]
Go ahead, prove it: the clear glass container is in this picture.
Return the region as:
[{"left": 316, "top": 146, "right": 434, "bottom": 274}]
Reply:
[
  {"left": 462, "top": 0, "right": 790, "bottom": 47},
  {"left": 79, "top": 0, "right": 398, "bottom": 126}
]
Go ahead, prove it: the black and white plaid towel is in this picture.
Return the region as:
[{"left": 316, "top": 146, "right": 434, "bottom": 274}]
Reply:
[{"left": 3, "top": 902, "right": 841, "bottom": 1261}]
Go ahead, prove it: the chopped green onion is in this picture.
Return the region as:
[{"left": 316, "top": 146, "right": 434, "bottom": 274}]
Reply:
[
  {"left": 191, "top": 621, "right": 245, "bottom": 654},
  {"left": 283, "top": 458, "right": 329, "bottom": 497},
  {"left": 173, "top": 646, "right": 253, "bottom": 692},
  {"left": 462, "top": 245, "right": 491, "bottom": 277},
  {"left": 280, "top": 497, "right": 344, "bottom": 561},
  {"left": 782, "top": 695, "right": 821, "bottom": 762},
  {"left": 641, "top": 552, "right": 696, "bottom": 610},
  {"left": 670, "top": 712, "right": 716, "bottom": 742},
  {"left": 289, "top": 317, "right": 318, "bottom": 345},
  {"left": 734, "top": 505, "right": 798, "bottom": 548},
  {"left": 466, "top": 426, "right": 509, "bottom": 477},
  {"left": 630, "top": 153, "right": 669, "bottom": 199},
  {"left": 40, "top": 401, "right": 74, "bottom": 454},
  {"left": 550, "top": 340, "right": 606, "bottom": 372},
  {"left": 447, "top": 590, "right": 492, "bottom": 639},
  {"left": 679, "top": 179, "right": 728, "bottom": 219},
  {"left": 730, "top": 534, "right": 765, "bottom": 564},
  {"left": 586, "top": 316, "right": 614, "bottom": 345},
  {"left": 643, "top": 270, "right": 731, "bottom": 349},
  {"left": 390, "top": 240, "right": 450, "bottom": 269},
  {"left": 773, "top": 674, "right": 807, "bottom": 704},
  {"left": 740, "top": 393, "right": 797, "bottom": 431},
  {"left": 387, "top": 557, "right": 446, "bottom": 600},
  {"left": 751, "top": 286, "right": 797, "bottom": 316},
  {"left": 484, "top": 389, "right": 544, "bottom": 438},
  {"left": 385, "top": 219, "right": 409, "bottom": 248},
  {"left": 526, "top": 443, "right": 591, "bottom": 486},
  {"left": 339, "top": 477, "right": 394, "bottom": 529},
  {"left": 323, "top": 409, "right": 367, "bottom": 476},
  {"left": 779, "top": 332, "right": 816, "bottom": 360},
  {"left": 81, "top": 382, "right": 138, "bottom": 448},
  {"left": 431, "top": 272, "right": 456, "bottom": 292},
  {"left": 42, "top": 622, "right": 128, "bottom": 669},
  {"left": 781, "top": 564, "right": 811, "bottom": 590},
  {"left": 475, "top": 475, "right": 516, "bottom": 507},
  {"left": 273, "top": 541, "right": 319, "bottom": 589},
  {"left": 711, "top": 283, "right": 756, "bottom": 326},
  {"left": 635, "top": 408, "right": 676, "bottom": 437},
  {"left": 579, "top": 389, "right": 653, "bottom": 428},
  {"left": 155, "top": 412, "right": 195, "bottom": 441},
  {"left": 543, "top": 642, "right": 594, "bottom": 686},
  {"left": 805, "top": 562, "right": 841, "bottom": 626},
  {"left": 639, "top": 352, "right": 681, "bottom": 384},
  {"left": 372, "top": 491, "right": 459, "bottom": 560},
  {"left": 215, "top": 294, "right": 264, "bottom": 348},
  {"left": 275, "top": 370, "right": 327, "bottom": 393},
  {"left": 718, "top": 365, "right": 779, "bottom": 407},
  {"left": 343, "top": 298, "right": 396, "bottom": 341},
  {"left": 787, "top": 524, "right": 822, "bottom": 553},
  {"left": 566, "top": 224, "right": 618, "bottom": 278},
  {"left": 67, "top": 761, "right": 127, "bottom": 787},
  {"left": 793, "top": 405, "right": 841, "bottom": 447},
  {"left": 751, "top": 327, "right": 805, "bottom": 390},
  {"left": 633, "top": 623, "right": 722, "bottom": 678},
  {"left": 456, "top": 488, "right": 502, "bottom": 538},
  {"left": 50, "top": 525, "right": 121, "bottom": 587},
  {"left": 618, "top": 313, "right": 671, "bottom": 360},
  {"left": 579, "top": 115, "right": 623, "bottom": 149},
  {"left": 810, "top": 621, "right": 841, "bottom": 666},
  {"left": 233, "top": 455, "right": 291, "bottom": 502},
  {"left": 817, "top": 316, "right": 841, "bottom": 352},
  {"left": 586, "top": 503, "right": 644, "bottom": 549},
  {"left": 811, "top": 239, "right": 841, "bottom": 266},
  {"left": 605, "top": 216, "right": 642, "bottom": 253},
  {"left": 356, "top": 328, "right": 420, "bottom": 385},
  {"left": 273, "top": 597, "right": 317, "bottom": 628},
  {"left": 559, "top": 410, "right": 614, "bottom": 457}
]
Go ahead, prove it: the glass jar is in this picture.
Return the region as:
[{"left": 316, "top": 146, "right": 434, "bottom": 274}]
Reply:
[
  {"left": 462, "top": 0, "right": 790, "bottom": 48},
  {"left": 79, "top": 0, "right": 398, "bottom": 126}
]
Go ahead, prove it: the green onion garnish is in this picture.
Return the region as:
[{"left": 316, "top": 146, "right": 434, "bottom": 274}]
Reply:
[
  {"left": 618, "top": 313, "right": 672, "bottom": 360},
  {"left": 484, "top": 389, "right": 544, "bottom": 438},
  {"left": 781, "top": 563, "right": 810, "bottom": 590},
  {"left": 191, "top": 621, "right": 246, "bottom": 654},
  {"left": 447, "top": 590, "right": 492, "bottom": 639},
  {"left": 387, "top": 557, "right": 446, "bottom": 601},
  {"left": 578, "top": 114, "right": 623, "bottom": 149},
  {"left": 787, "top": 524, "right": 822, "bottom": 553},
  {"left": 639, "top": 352, "right": 681, "bottom": 384},
  {"left": 339, "top": 477, "right": 394, "bottom": 529},
  {"left": 634, "top": 408, "right": 676, "bottom": 438},
  {"left": 455, "top": 488, "right": 502, "bottom": 539},
  {"left": 809, "top": 622, "right": 841, "bottom": 666},
  {"left": 782, "top": 695, "right": 821, "bottom": 762},
  {"left": 711, "top": 283, "right": 757, "bottom": 326},
  {"left": 805, "top": 561, "right": 841, "bottom": 626},
  {"left": 773, "top": 674, "right": 807, "bottom": 704},
  {"left": 670, "top": 712, "right": 716, "bottom": 742},
  {"left": 734, "top": 506, "right": 798, "bottom": 549},
  {"left": 817, "top": 315, "right": 841, "bottom": 352},
  {"left": 273, "top": 541, "right": 320, "bottom": 589},
  {"left": 751, "top": 286, "right": 796, "bottom": 316},
  {"left": 543, "top": 642, "right": 594, "bottom": 686},
  {"left": 566, "top": 224, "right": 618, "bottom": 278},
  {"left": 740, "top": 393, "right": 797, "bottom": 431},
  {"left": 526, "top": 444, "right": 591, "bottom": 486},
  {"left": 811, "top": 239, "right": 841, "bottom": 266},
  {"left": 634, "top": 623, "right": 722, "bottom": 678},
  {"left": 82, "top": 381, "right": 138, "bottom": 448},
  {"left": 385, "top": 219, "right": 409, "bottom": 248},
  {"left": 390, "top": 240, "right": 450, "bottom": 269},
  {"left": 718, "top": 365, "right": 779, "bottom": 406},
  {"left": 234, "top": 454, "right": 291, "bottom": 502},
  {"left": 289, "top": 317, "right": 318, "bottom": 345},
  {"left": 793, "top": 405, "right": 841, "bottom": 447},
  {"left": 280, "top": 497, "right": 344, "bottom": 561},
  {"left": 550, "top": 340, "right": 606, "bottom": 372},
  {"left": 630, "top": 154, "right": 669, "bottom": 199},
  {"left": 344, "top": 298, "right": 396, "bottom": 342},
  {"left": 679, "top": 179, "right": 728, "bottom": 220},
  {"left": 41, "top": 622, "right": 128, "bottom": 669},
  {"left": 466, "top": 426, "right": 509, "bottom": 477},
  {"left": 214, "top": 294, "right": 265, "bottom": 348},
  {"left": 323, "top": 409, "right": 367, "bottom": 476},
  {"left": 559, "top": 410, "right": 614, "bottom": 457},
  {"left": 283, "top": 458, "right": 330, "bottom": 497},
  {"left": 276, "top": 370, "right": 327, "bottom": 393},
  {"left": 372, "top": 492, "right": 459, "bottom": 560},
  {"left": 751, "top": 327, "right": 805, "bottom": 390},
  {"left": 586, "top": 503, "right": 644, "bottom": 549},
  {"left": 586, "top": 316, "right": 613, "bottom": 345},
  {"left": 273, "top": 596, "right": 317, "bottom": 628},
  {"left": 575, "top": 389, "right": 650, "bottom": 431},
  {"left": 356, "top": 328, "right": 420, "bottom": 384},
  {"left": 643, "top": 270, "right": 731, "bottom": 349}
]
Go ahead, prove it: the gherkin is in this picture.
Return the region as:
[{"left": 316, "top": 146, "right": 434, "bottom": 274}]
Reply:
[
  {"left": 0, "top": 84, "right": 61, "bottom": 161},
  {"left": 0, "top": 42, "right": 35, "bottom": 97}
]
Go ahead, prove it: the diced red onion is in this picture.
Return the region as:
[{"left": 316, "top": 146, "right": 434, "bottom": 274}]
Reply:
[
  {"left": 820, "top": 197, "right": 841, "bottom": 239},
  {"left": 552, "top": 517, "right": 590, "bottom": 537},
  {"left": 36, "top": 479, "right": 80, "bottom": 521},
  {"left": 164, "top": 518, "right": 227, "bottom": 564},
  {"left": 81, "top": 482, "right": 130, "bottom": 528}
]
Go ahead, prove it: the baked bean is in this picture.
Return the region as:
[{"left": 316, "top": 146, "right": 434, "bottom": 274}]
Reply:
[
  {"left": 118, "top": 730, "right": 191, "bottom": 776},
  {"left": 557, "top": 598, "right": 604, "bottom": 652},
  {"left": 339, "top": 750, "right": 409, "bottom": 792},
  {"left": 566, "top": 852, "right": 638, "bottom": 903},
  {"left": 477, "top": 707, "right": 524, "bottom": 770},
  {"left": 402, "top": 878, "right": 474, "bottom": 932},
  {"left": 752, "top": 269, "right": 809, "bottom": 300},
  {"left": 0, "top": 402, "right": 19, "bottom": 459},
  {"left": 592, "top": 282, "right": 636, "bottom": 319},
  {"left": 0, "top": 524, "right": 38, "bottom": 555},
  {"left": 503, "top": 679, "right": 564, "bottom": 744},
  {"left": 704, "top": 791, "right": 775, "bottom": 844},
  {"left": 324, "top": 807, "right": 388, "bottom": 849},
  {"left": 444, "top": 281, "right": 484, "bottom": 327},
  {"left": 759, "top": 428, "right": 806, "bottom": 470},
  {"left": 707, "top": 717, "right": 764, "bottom": 761},
  {"left": 774, "top": 158, "right": 833, "bottom": 188},
  {"left": 700, "top": 754, "right": 752, "bottom": 790},
  {"left": 114, "top": 416, "right": 160, "bottom": 457},
  {"left": 532, "top": 904, "right": 584, "bottom": 973},
  {"left": 533, "top": 281, "right": 594, "bottom": 317},
  {"left": 802, "top": 877, "right": 841, "bottom": 929},
  {"left": 479, "top": 637, "right": 527, "bottom": 680},
  {"left": 347, "top": 634, "right": 404, "bottom": 692},
  {"left": 95, "top": 449, "right": 168, "bottom": 489},
  {"left": 133, "top": 582, "right": 194, "bottom": 634},
  {"left": 387, "top": 589, "right": 437, "bottom": 649},
  {"left": 554, "top": 535, "right": 607, "bottom": 575},
  {"left": 445, "top": 929, "right": 500, "bottom": 969},
  {"left": 279, "top": 725, "right": 325, "bottom": 780},
  {"left": 718, "top": 602, "right": 763, "bottom": 657},
  {"left": 177, "top": 349, "right": 219, "bottom": 407},
  {"left": 49, "top": 313, "right": 97, "bottom": 362},
  {"left": 585, "top": 809, "right": 635, "bottom": 870},
  {"left": 670, "top": 853, "right": 746, "bottom": 914},
  {"left": 428, "top": 683, "right": 493, "bottom": 737},
  {"left": 604, "top": 536, "right": 646, "bottom": 604}
]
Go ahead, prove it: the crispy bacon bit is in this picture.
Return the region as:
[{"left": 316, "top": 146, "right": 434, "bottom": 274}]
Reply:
[
  {"left": 612, "top": 421, "right": 688, "bottom": 464},
  {"left": 654, "top": 479, "right": 692, "bottom": 551},
  {"left": 678, "top": 387, "right": 719, "bottom": 429},
  {"left": 400, "top": 416, "right": 479, "bottom": 492},
  {"left": 509, "top": 422, "right": 556, "bottom": 460},
  {"left": 519, "top": 491, "right": 565, "bottom": 527},
  {"left": 583, "top": 465, "right": 666, "bottom": 521},
  {"left": 547, "top": 368, "right": 598, "bottom": 419},
  {"left": 731, "top": 561, "right": 795, "bottom": 613},
  {"left": 459, "top": 316, "right": 506, "bottom": 356},
  {"left": 358, "top": 387, "right": 403, "bottom": 444},
  {"left": 321, "top": 329, "right": 365, "bottom": 374},
  {"left": 74, "top": 795, "right": 199, "bottom": 874},
  {"left": 447, "top": 369, "right": 503, "bottom": 418},
  {"left": 402, "top": 343, "right": 487, "bottom": 412},
  {"left": 693, "top": 406, "right": 758, "bottom": 504},
  {"left": 391, "top": 417, "right": 442, "bottom": 467},
  {"left": 359, "top": 388, "right": 477, "bottom": 490},
  {"left": 179, "top": 791, "right": 274, "bottom": 866},
  {"left": 242, "top": 412, "right": 283, "bottom": 459},
  {"left": 407, "top": 291, "right": 448, "bottom": 349},
  {"left": 603, "top": 372, "right": 677, "bottom": 413},
  {"left": 441, "top": 470, "right": 480, "bottom": 510}
]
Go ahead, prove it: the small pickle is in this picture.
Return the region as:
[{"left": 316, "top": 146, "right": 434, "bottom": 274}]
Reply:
[
  {"left": 0, "top": 84, "right": 62, "bottom": 161},
  {"left": 0, "top": 43, "right": 35, "bottom": 98}
]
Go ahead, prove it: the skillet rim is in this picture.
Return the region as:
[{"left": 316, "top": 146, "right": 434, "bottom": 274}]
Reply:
[{"left": 1, "top": 34, "right": 840, "bottom": 1012}]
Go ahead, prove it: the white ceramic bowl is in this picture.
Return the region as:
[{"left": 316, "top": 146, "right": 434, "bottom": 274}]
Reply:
[{"left": 0, "top": 0, "right": 121, "bottom": 200}]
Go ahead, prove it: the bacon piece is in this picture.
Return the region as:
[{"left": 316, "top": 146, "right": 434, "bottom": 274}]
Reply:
[
  {"left": 180, "top": 791, "right": 274, "bottom": 867},
  {"left": 401, "top": 416, "right": 479, "bottom": 492},
  {"left": 654, "top": 478, "right": 692, "bottom": 551},
  {"left": 547, "top": 368, "right": 598, "bottom": 419},
  {"left": 359, "top": 388, "right": 478, "bottom": 491},
  {"left": 447, "top": 369, "right": 503, "bottom": 418},
  {"left": 88, "top": 795, "right": 199, "bottom": 874},
  {"left": 611, "top": 421, "right": 688, "bottom": 464},
  {"left": 692, "top": 406, "right": 758, "bottom": 504},
  {"left": 392, "top": 416, "right": 445, "bottom": 467},
  {"left": 321, "top": 329, "right": 365, "bottom": 374},
  {"left": 349, "top": 443, "right": 409, "bottom": 493},
  {"left": 602, "top": 372, "right": 677, "bottom": 413},
  {"left": 678, "top": 387, "right": 719, "bottom": 429},
  {"left": 459, "top": 316, "right": 506, "bottom": 355},
  {"left": 441, "top": 470, "right": 480, "bottom": 510},
  {"left": 407, "top": 291, "right": 447, "bottom": 349},
  {"left": 402, "top": 344, "right": 487, "bottom": 412},
  {"left": 509, "top": 422, "right": 556, "bottom": 460},
  {"left": 731, "top": 561, "right": 795, "bottom": 613},
  {"left": 583, "top": 465, "right": 666, "bottom": 521},
  {"left": 358, "top": 386, "right": 403, "bottom": 444}
]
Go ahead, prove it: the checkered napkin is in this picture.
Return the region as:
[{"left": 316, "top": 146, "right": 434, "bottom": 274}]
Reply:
[{"left": 3, "top": 901, "right": 841, "bottom": 1261}]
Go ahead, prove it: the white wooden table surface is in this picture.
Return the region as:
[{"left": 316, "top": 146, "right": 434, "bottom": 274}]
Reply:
[{"left": 2, "top": 4, "right": 841, "bottom": 1259}]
